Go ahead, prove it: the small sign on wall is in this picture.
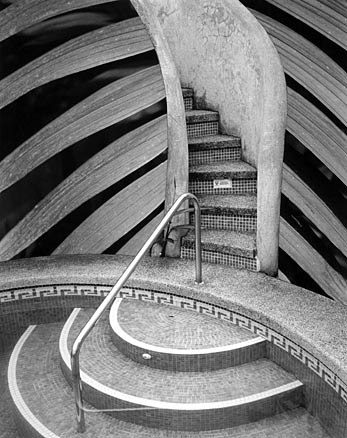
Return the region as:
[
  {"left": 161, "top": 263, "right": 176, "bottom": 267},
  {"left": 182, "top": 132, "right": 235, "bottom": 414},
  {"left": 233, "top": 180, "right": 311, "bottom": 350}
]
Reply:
[{"left": 213, "top": 179, "right": 233, "bottom": 189}]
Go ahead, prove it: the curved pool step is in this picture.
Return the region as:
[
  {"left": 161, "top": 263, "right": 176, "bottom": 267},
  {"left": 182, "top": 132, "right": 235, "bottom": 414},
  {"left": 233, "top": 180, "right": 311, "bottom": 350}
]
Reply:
[
  {"left": 9, "top": 323, "right": 330, "bottom": 438},
  {"left": 109, "top": 297, "right": 266, "bottom": 371},
  {"left": 59, "top": 308, "right": 303, "bottom": 431}
]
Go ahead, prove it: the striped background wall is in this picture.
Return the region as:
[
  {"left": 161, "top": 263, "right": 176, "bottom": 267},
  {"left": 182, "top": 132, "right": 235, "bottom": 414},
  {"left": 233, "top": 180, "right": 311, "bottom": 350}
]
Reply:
[
  {"left": 240, "top": 0, "right": 347, "bottom": 300},
  {"left": 0, "top": 0, "right": 346, "bottom": 301},
  {"left": 0, "top": 0, "right": 167, "bottom": 260}
]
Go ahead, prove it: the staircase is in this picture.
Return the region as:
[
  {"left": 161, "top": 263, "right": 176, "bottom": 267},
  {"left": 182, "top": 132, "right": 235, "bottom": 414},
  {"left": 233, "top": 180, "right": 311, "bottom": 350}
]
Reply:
[
  {"left": 180, "top": 88, "right": 258, "bottom": 271},
  {"left": 8, "top": 295, "right": 331, "bottom": 437}
]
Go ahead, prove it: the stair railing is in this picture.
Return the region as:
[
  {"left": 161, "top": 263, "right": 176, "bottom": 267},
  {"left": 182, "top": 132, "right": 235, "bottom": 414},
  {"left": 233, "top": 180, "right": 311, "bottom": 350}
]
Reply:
[{"left": 70, "top": 192, "right": 203, "bottom": 432}]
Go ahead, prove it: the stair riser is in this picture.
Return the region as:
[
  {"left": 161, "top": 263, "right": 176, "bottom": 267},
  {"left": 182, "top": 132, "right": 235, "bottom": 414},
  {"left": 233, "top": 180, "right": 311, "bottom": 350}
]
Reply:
[
  {"left": 187, "top": 121, "right": 219, "bottom": 138},
  {"left": 184, "top": 96, "right": 193, "bottom": 110},
  {"left": 181, "top": 246, "right": 258, "bottom": 271},
  {"left": 189, "top": 178, "right": 257, "bottom": 195},
  {"left": 111, "top": 329, "right": 266, "bottom": 372},
  {"left": 189, "top": 147, "right": 241, "bottom": 165},
  {"left": 191, "top": 213, "right": 257, "bottom": 232}
]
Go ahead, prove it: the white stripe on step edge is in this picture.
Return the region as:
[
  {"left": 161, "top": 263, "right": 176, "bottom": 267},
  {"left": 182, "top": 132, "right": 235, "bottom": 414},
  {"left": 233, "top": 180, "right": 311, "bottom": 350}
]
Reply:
[
  {"left": 60, "top": 308, "right": 303, "bottom": 411},
  {"left": 8, "top": 325, "right": 61, "bottom": 438},
  {"left": 109, "top": 298, "right": 266, "bottom": 354}
]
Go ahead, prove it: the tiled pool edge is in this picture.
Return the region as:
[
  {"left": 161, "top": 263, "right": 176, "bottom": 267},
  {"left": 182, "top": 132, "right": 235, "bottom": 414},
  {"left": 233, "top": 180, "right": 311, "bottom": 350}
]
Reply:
[{"left": 2, "top": 282, "right": 346, "bottom": 407}]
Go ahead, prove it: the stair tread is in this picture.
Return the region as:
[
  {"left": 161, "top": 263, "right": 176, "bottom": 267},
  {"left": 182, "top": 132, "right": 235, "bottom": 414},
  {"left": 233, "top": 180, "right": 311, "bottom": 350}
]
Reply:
[
  {"left": 196, "top": 194, "right": 257, "bottom": 212},
  {"left": 183, "top": 229, "right": 256, "bottom": 257},
  {"left": 10, "top": 324, "right": 329, "bottom": 438},
  {"left": 63, "top": 311, "right": 296, "bottom": 405},
  {"left": 182, "top": 87, "right": 193, "bottom": 98},
  {"left": 186, "top": 109, "right": 219, "bottom": 123},
  {"left": 113, "top": 297, "right": 260, "bottom": 350},
  {"left": 189, "top": 134, "right": 241, "bottom": 148},
  {"left": 190, "top": 161, "right": 255, "bottom": 173}
]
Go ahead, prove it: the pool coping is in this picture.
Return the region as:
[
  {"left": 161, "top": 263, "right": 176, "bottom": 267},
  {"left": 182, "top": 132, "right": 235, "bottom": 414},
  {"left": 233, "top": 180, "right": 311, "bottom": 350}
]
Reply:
[{"left": 1, "top": 253, "right": 347, "bottom": 388}]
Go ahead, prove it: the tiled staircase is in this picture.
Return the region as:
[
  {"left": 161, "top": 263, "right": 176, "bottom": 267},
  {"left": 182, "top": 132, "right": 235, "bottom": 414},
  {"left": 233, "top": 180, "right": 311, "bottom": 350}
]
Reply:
[
  {"left": 8, "top": 295, "right": 331, "bottom": 437},
  {"left": 180, "top": 88, "right": 258, "bottom": 271}
]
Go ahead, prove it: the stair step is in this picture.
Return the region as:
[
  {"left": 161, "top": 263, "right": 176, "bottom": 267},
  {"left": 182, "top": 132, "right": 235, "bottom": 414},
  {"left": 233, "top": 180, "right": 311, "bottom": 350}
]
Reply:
[
  {"left": 58, "top": 313, "right": 303, "bottom": 431},
  {"left": 109, "top": 298, "right": 266, "bottom": 371},
  {"left": 186, "top": 110, "right": 219, "bottom": 138},
  {"left": 182, "top": 229, "right": 256, "bottom": 259},
  {"left": 189, "top": 161, "right": 257, "bottom": 195},
  {"left": 8, "top": 323, "right": 328, "bottom": 438},
  {"left": 182, "top": 88, "right": 194, "bottom": 98},
  {"left": 186, "top": 110, "right": 219, "bottom": 124},
  {"left": 191, "top": 194, "right": 257, "bottom": 232},
  {"left": 189, "top": 135, "right": 241, "bottom": 164},
  {"left": 197, "top": 194, "right": 257, "bottom": 215}
]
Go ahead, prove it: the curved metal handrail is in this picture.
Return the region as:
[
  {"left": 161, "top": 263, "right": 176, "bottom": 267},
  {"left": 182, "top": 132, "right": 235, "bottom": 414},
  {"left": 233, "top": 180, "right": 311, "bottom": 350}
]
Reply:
[{"left": 71, "top": 192, "right": 203, "bottom": 432}]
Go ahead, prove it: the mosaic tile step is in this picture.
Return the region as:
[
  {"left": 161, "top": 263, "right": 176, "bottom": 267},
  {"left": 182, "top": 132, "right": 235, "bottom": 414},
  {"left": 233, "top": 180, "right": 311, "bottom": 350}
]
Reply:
[
  {"left": 189, "top": 134, "right": 241, "bottom": 151},
  {"left": 186, "top": 110, "right": 219, "bottom": 124},
  {"left": 188, "top": 135, "right": 241, "bottom": 164},
  {"left": 189, "top": 161, "right": 257, "bottom": 180},
  {"left": 109, "top": 298, "right": 266, "bottom": 371},
  {"left": 182, "top": 87, "right": 194, "bottom": 98},
  {"left": 59, "top": 310, "right": 303, "bottom": 430},
  {"left": 194, "top": 194, "right": 257, "bottom": 215},
  {"left": 9, "top": 324, "right": 329, "bottom": 438},
  {"left": 182, "top": 229, "right": 256, "bottom": 258}
]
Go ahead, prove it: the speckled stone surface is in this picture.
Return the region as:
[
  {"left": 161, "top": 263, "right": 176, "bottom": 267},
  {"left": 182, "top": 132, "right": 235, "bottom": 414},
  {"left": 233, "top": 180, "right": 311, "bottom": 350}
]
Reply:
[
  {"left": 1, "top": 254, "right": 347, "bottom": 386},
  {"left": 183, "top": 229, "right": 256, "bottom": 258},
  {"left": 186, "top": 110, "right": 219, "bottom": 123},
  {"left": 182, "top": 88, "right": 194, "bottom": 98},
  {"left": 196, "top": 194, "right": 257, "bottom": 215},
  {"left": 188, "top": 135, "right": 241, "bottom": 151},
  {"left": 12, "top": 323, "right": 330, "bottom": 437},
  {"left": 116, "top": 298, "right": 257, "bottom": 349},
  {"left": 189, "top": 162, "right": 257, "bottom": 179}
]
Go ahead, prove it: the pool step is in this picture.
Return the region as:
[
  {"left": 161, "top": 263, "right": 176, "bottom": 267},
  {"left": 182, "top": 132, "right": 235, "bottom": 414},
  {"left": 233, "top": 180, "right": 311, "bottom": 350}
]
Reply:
[
  {"left": 58, "top": 308, "right": 303, "bottom": 431},
  {"left": 109, "top": 298, "right": 266, "bottom": 371},
  {"left": 8, "top": 322, "right": 329, "bottom": 438},
  {"left": 191, "top": 194, "right": 257, "bottom": 232}
]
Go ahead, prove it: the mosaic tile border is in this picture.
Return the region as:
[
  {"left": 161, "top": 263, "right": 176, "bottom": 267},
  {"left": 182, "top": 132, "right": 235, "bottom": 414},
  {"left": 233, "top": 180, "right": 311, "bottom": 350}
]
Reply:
[
  {"left": 181, "top": 247, "right": 258, "bottom": 271},
  {"left": 189, "top": 178, "right": 257, "bottom": 195},
  {"left": 191, "top": 213, "right": 257, "bottom": 232},
  {"left": 1, "top": 284, "right": 346, "bottom": 405},
  {"left": 189, "top": 148, "right": 241, "bottom": 165},
  {"left": 187, "top": 121, "right": 218, "bottom": 138}
]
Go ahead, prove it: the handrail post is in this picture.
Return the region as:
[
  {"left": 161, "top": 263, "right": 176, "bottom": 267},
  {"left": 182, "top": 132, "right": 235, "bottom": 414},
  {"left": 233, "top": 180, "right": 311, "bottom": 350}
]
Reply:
[{"left": 71, "top": 192, "right": 202, "bottom": 432}]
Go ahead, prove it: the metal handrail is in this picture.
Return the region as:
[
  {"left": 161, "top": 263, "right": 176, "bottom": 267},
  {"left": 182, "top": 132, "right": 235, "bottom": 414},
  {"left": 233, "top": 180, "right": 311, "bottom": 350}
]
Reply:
[{"left": 71, "top": 192, "right": 203, "bottom": 432}]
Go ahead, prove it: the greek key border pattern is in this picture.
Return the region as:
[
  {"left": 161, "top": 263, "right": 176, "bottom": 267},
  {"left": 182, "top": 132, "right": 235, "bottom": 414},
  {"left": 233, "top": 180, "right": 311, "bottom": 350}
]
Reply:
[{"left": 1, "top": 284, "right": 346, "bottom": 404}]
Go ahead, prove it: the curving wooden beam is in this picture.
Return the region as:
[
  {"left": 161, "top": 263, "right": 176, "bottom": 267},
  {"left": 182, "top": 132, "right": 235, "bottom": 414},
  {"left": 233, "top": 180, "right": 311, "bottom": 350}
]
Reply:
[
  {"left": 0, "top": 0, "right": 118, "bottom": 42},
  {"left": 287, "top": 88, "right": 347, "bottom": 187},
  {"left": 266, "top": 0, "right": 347, "bottom": 51},
  {"left": 0, "top": 116, "right": 167, "bottom": 261},
  {"left": 0, "top": 65, "right": 165, "bottom": 194},
  {"left": 280, "top": 218, "right": 347, "bottom": 305},
  {"left": 251, "top": 9, "right": 347, "bottom": 126},
  {"left": 282, "top": 163, "right": 347, "bottom": 259},
  {"left": 0, "top": 18, "right": 153, "bottom": 109},
  {"left": 117, "top": 210, "right": 164, "bottom": 256},
  {"left": 53, "top": 163, "right": 167, "bottom": 254}
]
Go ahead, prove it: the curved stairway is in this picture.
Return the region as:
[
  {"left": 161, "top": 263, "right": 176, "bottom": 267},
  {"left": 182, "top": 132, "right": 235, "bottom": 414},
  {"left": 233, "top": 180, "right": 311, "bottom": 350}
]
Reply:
[
  {"left": 180, "top": 88, "right": 258, "bottom": 272},
  {"left": 8, "top": 297, "right": 331, "bottom": 437}
]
